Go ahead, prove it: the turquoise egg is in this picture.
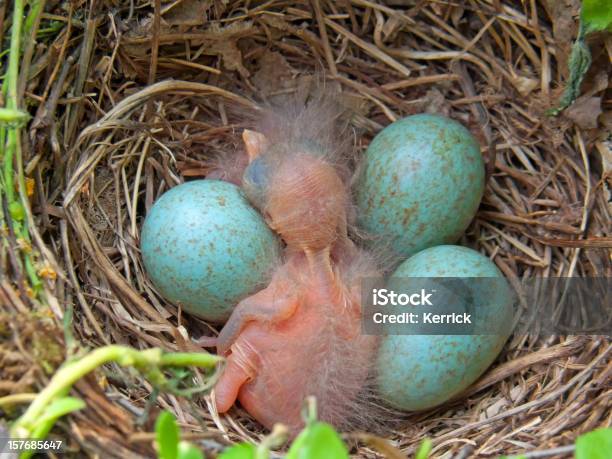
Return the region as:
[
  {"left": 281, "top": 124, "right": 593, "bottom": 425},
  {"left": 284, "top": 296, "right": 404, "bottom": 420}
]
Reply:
[
  {"left": 356, "top": 114, "right": 484, "bottom": 259},
  {"left": 375, "top": 245, "right": 513, "bottom": 411},
  {"left": 141, "top": 180, "right": 280, "bottom": 322}
]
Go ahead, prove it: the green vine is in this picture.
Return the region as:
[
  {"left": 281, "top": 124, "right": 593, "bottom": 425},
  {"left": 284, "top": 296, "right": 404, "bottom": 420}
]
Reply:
[
  {"left": 1, "top": 0, "right": 44, "bottom": 295},
  {"left": 10, "top": 345, "right": 222, "bottom": 459}
]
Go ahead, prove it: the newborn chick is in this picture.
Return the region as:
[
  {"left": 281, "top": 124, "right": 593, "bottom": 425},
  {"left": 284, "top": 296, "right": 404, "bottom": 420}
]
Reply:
[{"left": 201, "top": 102, "right": 379, "bottom": 432}]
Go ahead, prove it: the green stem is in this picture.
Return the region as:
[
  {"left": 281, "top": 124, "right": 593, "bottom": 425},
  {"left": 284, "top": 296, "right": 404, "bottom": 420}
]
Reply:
[
  {"left": 11, "top": 346, "right": 222, "bottom": 438},
  {"left": 12, "top": 346, "right": 154, "bottom": 435},
  {"left": 3, "top": 0, "right": 24, "bottom": 204},
  {"left": 0, "top": 108, "right": 29, "bottom": 124},
  {"left": 304, "top": 396, "right": 317, "bottom": 426},
  {"left": 24, "top": 0, "right": 45, "bottom": 38},
  {"left": 0, "top": 393, "right": 37, "bottom": 408},
  {"left": 159, "top": 352, "right": 222, "bottom": 368},
  {"left": 20, "top": 0, "right": 47, "bottom": 102},
  {"left": 4, "top": 0, "right": 22, "bottom": 106},
  {"left": 24, "top": 252, "right": 42, "bottom": 290},
  {"left": 3, "top": 131, "right": 17, "bottom": 203},
  {"left": 1, "top": 0, "right": 47, "bottom": 293},
  {"left": 256, "top": 424, "right": 289, "bottom": 459}
]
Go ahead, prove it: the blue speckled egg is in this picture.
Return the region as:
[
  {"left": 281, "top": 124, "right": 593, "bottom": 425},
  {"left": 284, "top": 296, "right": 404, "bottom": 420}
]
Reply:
[
  {"left": 356, "top": 114, "right": 484, "bottom": 259},
  {"left": 376, "top": 245, "right": 513, "bottom": 411},
  {"left": 141, "top": 180, "right": 280, "bottom": 322}
]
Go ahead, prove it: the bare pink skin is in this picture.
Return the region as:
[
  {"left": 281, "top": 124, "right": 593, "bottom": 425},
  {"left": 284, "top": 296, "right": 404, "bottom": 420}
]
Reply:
[
  {"left": 213, "top": 250, "right": 376, "bottom": 432},
  {"left": 200, "top": 129, "right": 378, "bottom": 433}
]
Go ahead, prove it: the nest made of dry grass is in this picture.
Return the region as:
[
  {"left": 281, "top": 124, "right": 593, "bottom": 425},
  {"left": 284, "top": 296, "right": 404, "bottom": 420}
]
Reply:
[{"left": 1, "top": 0, "right": 611, "bottom": 458}]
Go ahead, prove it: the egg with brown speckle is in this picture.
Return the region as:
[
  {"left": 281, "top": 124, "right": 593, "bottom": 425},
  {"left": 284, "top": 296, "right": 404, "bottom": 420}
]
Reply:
[
  {"left": 355, "top": 114, "right": 484, "bottom": 260},
  {"left": 375, "top": 245, "right": 513, "bottom": 411},
  {"left": 141, "top": 180, "right": 281, "bottom": 322}
]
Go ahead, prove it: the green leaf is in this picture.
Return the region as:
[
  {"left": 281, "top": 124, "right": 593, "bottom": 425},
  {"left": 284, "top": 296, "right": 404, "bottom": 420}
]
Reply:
[
  {"left": 178, "top": 441, "right": 205, "bottom": 459},
  {"left": 548, "top": 0, "right": 611, "bottom": 115},
  {"left": 581, "top": 0, "right": 612, "bottom": 33},
  {"left": 286, "top": 422, "right": 349, "bottom": 459},
  {"left": 37, "top": 396, "right": 86, "bottom": 426},
  {"left": 576, "top": 428, "right": 612, "bottom": 459},
  {"left": 547, "top": 38, "right": 592, "bottom": 115},
  {"left": 8, "top": 201, "right": 25, "bottom": 221},
  {"left": 16, "top": 396, "right": 85, "bottom": 459},
  {"left": 26, "top": 396, "right": 86, "bottom": 455},
  {"left": 217, "top": 443, "right": 256, "bottom": 459},
  {"left": 156, "top": 410, "right": 180, "bottom": 459},
  {"left": 415, "top": 438, "right": 432, "bottom": 459}
]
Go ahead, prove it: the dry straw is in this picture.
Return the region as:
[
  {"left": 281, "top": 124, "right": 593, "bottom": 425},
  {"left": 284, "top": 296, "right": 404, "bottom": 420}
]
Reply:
[{"left": 1, "top": 0, "right": 610, "bottom": 458}]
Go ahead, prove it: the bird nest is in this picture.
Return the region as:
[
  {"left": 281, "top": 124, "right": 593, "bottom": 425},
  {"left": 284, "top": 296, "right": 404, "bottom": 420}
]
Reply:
[{"left": 2, "top": 1, "right": 610, "bottom": 458}]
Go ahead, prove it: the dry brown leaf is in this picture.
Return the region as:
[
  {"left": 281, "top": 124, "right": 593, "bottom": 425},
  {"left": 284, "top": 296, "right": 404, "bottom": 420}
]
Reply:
[
  {"left": 382, "top": 15, "right": 405, "bottom": 42},
  {"left": 93, "top": 55, "right": 113, "bottom": 78},
  {"left": 595, "top": 140, "right": 612, "bottom": 214},
  {"left": 209, "top": 40, "right": 249, "bottom": 77},
  {"left": 252, "top": 52, "right": 295, "bottom": 95},
  {"left": 351, "top": 433, "right": 407, "bottom": 459},
  {"left": 339, "top": 92, "right": 373, "bottom": 118},
  {"left": 450, "top": 5, "right": 465, "bottom": 28},
  {"left": 564, "top": 96, "right": 602, "bottom": 129},
  {"left": 260, "top": 14, "right": 291, "bottom": 33},
  {"left": 514, "top": 75, "right": 539, "bottom": 97},
  {"left": 162, "top": 0, "right": 212, "bottom": 26},
  {"left": 543, "top": 0, "right": 581, "bottom": 73},
  {"left": 423, "top": 88, "right": 451, "bottom": 117}
]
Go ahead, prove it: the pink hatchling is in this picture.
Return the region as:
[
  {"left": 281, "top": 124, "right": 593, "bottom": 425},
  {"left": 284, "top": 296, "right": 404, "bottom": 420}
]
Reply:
[{"left": 197, "top": 101, "right": 381, "bottom": 433}]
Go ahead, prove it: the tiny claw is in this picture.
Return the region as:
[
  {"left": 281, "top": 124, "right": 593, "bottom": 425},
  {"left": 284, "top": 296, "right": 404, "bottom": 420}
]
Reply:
[
  {"left": 193, "top": 335, "right": 219, "bottom": 348},
  {"left": 243, "top": 129, "right": 269, "bottom": 162},
  {"left": 214, "top": 355, "right": 253, "bottom": 413}
]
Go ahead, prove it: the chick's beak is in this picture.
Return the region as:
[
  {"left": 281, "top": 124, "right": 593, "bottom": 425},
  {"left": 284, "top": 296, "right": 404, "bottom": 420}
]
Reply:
[{"left": 243, "top": 129, "right": 269, "bottom": 163}]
